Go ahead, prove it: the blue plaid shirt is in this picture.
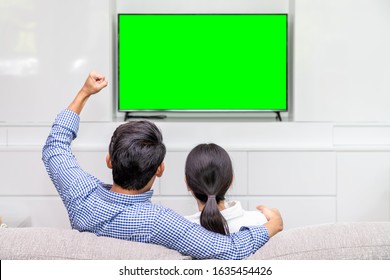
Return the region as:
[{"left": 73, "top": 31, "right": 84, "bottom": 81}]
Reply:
[{"left": 42, "top": 109, "right": 269, "bottom": 259}]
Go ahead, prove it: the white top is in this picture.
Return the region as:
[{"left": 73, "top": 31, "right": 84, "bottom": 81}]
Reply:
[{"left": 185, "top": 200, "right": 268, "bottom": 233}]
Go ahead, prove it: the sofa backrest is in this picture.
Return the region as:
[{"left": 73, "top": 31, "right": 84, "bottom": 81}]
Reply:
[{"left": 0, "top": 227, "right": 190, "bottom": 260}]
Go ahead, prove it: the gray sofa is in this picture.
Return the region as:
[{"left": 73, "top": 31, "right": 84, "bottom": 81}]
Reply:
[{"left": 1, "top": 222, "right": 390, "bottom": 260}]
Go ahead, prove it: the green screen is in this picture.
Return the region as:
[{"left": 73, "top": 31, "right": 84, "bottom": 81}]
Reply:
[{"left": 118, "top": 14, "right": 287, "bottom": 111}]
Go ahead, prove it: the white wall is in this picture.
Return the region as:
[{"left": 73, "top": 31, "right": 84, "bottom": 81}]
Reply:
[
  {"left": 116, "top": 0, "right": 288, "bottom": 13},
  {"left": 293, "top": 0, "right": 390, "bottom": 122},
  {"left": 1, "top": 0, "right": 390, "bottom": 231},
  {"left": 2, "top": 0, "right": 390, "bottom": 123},
  {"left": 0, "top": 0, "right": 113, "bottom": 122}
]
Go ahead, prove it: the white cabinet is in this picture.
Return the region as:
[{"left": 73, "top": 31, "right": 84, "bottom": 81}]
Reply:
[
  {"left": 248, "top": 152, "right": 336, "bottom": 195},
  {"left": 1, "top": 122, "right": 390, "bottom": 230},
  {"left": 248, "top": 197, "right": 337, "bottom": 230},
  {"left": 337, "top": 152, "right": 390, "bottom": 222}
]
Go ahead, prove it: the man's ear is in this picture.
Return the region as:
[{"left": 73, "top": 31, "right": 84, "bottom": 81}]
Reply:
[
  {"left": 184, "top": 176, "right": 191, "bottom": 191},
  {"left": 106, "top": 153, "right": 112, "bottom": 169},
  {"left": 156, "top": 162, "right": 165, "bottom": 177}
]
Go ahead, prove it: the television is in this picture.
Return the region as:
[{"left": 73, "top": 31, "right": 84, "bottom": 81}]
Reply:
[{"left": 118, "top": 14, "right": 288, "bottom": 114}]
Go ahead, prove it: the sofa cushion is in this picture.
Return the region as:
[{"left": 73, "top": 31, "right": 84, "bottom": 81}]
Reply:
[
  {"left": 2, "top": 223, "right": 390, "bottom": 260},
  {"left": 248, "top": 222, "right": 390, "bottom": 260},
  {"left": 0, "top": 227, "right": 190, "bottom": 260}
]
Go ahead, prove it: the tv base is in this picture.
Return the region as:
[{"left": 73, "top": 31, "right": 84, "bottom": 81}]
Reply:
[
  {"left": 275, "top": 112, "right": 282, "bottom": 122},
  {"left": 123, "top": 112, "right": 284, "bottom": 121},
  {"left": 124, "top": 112, "right": 167, "bottom": 121}
]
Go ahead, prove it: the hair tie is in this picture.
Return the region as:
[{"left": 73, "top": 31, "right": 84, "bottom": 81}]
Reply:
[{"left": 208, "top": 195, "right": 216, "bottom": 199}]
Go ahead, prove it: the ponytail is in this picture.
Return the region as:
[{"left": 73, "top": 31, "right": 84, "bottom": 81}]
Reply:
[
  {"left": 185, "top": 143, "right": 233, "bottom": 235},
  {"left": 200, "top": 194, "right": 230, "bottom": 235}
]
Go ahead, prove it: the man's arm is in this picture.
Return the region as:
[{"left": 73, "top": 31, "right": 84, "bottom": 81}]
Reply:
[
  {"left": 257, "top": 205, "right": 283, "bottom": 238},
  {"left": 151, "top": 206, "right": 283, "bottom": 260},
  {"left": 42, "top": 72, "right": 108, "bottom": 222},
  {"left": 67, "top": 71, "right": 108, "bottom": 115}
]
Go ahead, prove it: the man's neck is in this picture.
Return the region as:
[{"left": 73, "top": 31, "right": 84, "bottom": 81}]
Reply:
[
  {"left": 110, "top": 174, "right": 157, "bottom": 195},
  {"left": 110, "top": 183, "right": 151, "bottom": 195}
]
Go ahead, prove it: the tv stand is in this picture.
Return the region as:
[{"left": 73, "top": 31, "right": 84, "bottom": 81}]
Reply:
[
  {"left": 275, "top": 112, "right": 282, "bottom": 122},
  {"left": 124, "top": 112, "right": 167, "bottom": 121}
]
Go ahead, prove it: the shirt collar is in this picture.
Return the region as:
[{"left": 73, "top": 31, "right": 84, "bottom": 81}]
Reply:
[
  {"left": 97, "top": 184, "right": 154, "bottom": 205},
  {"left": 222, "top": 200, "right": 245, "bottom": 220}
]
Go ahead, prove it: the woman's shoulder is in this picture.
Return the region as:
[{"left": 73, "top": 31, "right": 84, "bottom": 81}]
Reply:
[
  {"left": 242, "top": 209, "right": 268, "bottom": 224},
  {"left": 184, "top": 211, "right": 201, "bottom": 224},
  {"left": 223, "top": 200, "right": 268, "bottom": 232}
]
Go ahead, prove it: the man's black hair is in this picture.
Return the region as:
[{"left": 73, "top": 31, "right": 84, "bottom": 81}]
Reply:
[{"left": 108, "top": 120, "right": 166, "bottom": 190}]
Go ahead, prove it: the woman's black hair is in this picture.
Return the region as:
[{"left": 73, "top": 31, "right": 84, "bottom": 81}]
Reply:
[{"left": 185, "top": 143, "right": 233, "bottom": 235}]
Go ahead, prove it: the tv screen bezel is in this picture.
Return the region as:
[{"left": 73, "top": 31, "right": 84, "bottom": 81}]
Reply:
[{"left": 117, "top": 13, "right": 288, "bottom": 113}]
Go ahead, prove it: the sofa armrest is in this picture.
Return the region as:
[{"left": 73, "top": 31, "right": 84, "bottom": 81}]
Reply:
[{"left": 248, "top": 222, "right": 390, "bottom": 260}]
